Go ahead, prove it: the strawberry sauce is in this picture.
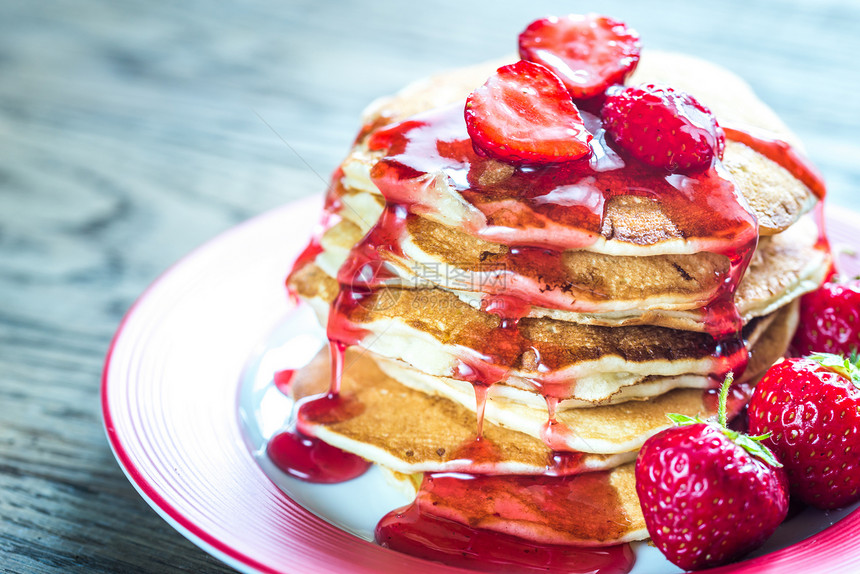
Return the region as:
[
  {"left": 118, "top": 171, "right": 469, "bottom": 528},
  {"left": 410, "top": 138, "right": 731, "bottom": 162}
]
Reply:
[
  {"left": 368, "top": 105, "right": 757, "bottom": 258},
  {"left": 325, "top": 104, "right": 758, "bottom": 416},
  {"left": 723, "top": 126, "right": 826, "bottom": 200},
  {"left": 361, "top": 105, "right": 759, "bottom": 342}
]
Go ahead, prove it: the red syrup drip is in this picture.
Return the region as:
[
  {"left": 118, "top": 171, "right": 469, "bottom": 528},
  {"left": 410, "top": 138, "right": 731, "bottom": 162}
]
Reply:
[
  {"left": 273, "top": 369, "right": 295, "bottom": 394},
  {"left": 266, "top": 341, "right": 371, "bottom": 484},
  {"left": 813, "top": 201, "right": 830, "bottom": 252},
  {"left": 810, "top": 201, "right": 838, "bottom": 282},
  {"left": 275, "top": 205, "right": 409, "bottom": 487},
  {"left": 539, "top": 396, "right": 571, "bottom": 453},
  {"left": 461, "top": 292, "right": 534, "bottom": 438},
  {"left": 473, "top": 383, "right": 490, "bottom": 438},
  {"left": 723, "top": 126, "right": 827, "bottom": 200},
  {"left": 376, "top": 472, "right": 635, "bottom": 574},
  {"left": 275, "top": 169, "right": 375, "bottom": 484},
  {"left": 328, "top": 339, "right": 346, "bottom": 394},
  {"left": 335, "top": 203, "right": 409, "bottom": 287}
]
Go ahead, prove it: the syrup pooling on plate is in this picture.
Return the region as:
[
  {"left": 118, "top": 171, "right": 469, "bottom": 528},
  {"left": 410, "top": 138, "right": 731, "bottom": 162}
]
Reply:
[
  {"left": 273, "top": 369, "right": 296, "bottom": 394},
  {"left": 376, "top": 506, "right": 635, "bottom": 574},
  {"left": 266, "top": 428, "right": 370, "bottom": 484},
  {"left": 267, "top": 341, "right": 372, "bottom": 484}
]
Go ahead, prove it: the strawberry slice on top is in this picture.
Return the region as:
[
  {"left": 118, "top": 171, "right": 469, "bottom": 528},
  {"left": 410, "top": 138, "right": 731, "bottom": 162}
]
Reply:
[
  {"left": 465, "top": 60, "right": 592, "bottom": 165},
  {"left": 518, "top": 14, "right": 641, "bottom": 101}
]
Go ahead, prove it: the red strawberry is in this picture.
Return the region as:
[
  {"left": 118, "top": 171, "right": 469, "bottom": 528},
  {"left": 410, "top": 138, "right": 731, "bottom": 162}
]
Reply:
[
  {"left": 792, "top": 277, "right": 860, "bottom": 356},
  {"left": 748, "top": 354, "right": 860, "bottom": 509},
  {"left": 464, "top": 60, "right": 592, "bottom": 165},
  {"left": 601, "top": 84, "right": 726, "bottom": 173},
  {"left": 518, "top": 14, "right": 641, "bottom": 101},
  {"left": 636, "top": 375, "right": 788, "bottom": 570}
]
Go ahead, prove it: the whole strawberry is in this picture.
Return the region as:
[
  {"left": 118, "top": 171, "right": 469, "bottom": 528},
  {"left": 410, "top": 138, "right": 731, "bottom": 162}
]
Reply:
[
  {"left": 748, "top": 354, "right": 860, "bottom": 509},
  {"left": 791, "top": 277, "right": 860, "bottom": 356},
  {"left": 636, "top": 375, "right": 788, "bottom": 570},
  {"left": 601, "top": 83, "right": 725, "bottom": 173}
]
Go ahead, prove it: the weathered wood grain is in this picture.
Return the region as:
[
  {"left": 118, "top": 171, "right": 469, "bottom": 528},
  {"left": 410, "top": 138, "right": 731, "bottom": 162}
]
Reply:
[{"left": 1, "top": 0, "right": 858, "bottom": 572}]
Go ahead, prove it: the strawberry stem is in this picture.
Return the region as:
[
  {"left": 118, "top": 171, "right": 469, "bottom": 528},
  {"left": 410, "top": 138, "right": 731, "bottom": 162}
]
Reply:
[
  {"left": 717, "top": 372, "right": 733, "bottom": 429},
  {"left": 665, "top": 372, "right": 783, "bottom": 468}
]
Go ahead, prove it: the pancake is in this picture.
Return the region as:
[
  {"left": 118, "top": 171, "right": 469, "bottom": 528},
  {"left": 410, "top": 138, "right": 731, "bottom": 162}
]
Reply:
[
  {"left": 373, "top": 302, "right": 796, "bottom": 455},
  {"left": 302, "top": 211, "right": 827, "bottom": 332},
  {"left": 295, "top": 275, "right": 741, "bottom": 387},
  {"left": 289, "top": 240, "right": 809, "bottom": 401},
  {"left": 291, "top": 348, "right": 635, "bottom": 475},
  {"left": 378, "top": 299, "right": 796, "bottom": 411},
  {"left": 292, "top": 342, "right": 750, "bottom": 458}
]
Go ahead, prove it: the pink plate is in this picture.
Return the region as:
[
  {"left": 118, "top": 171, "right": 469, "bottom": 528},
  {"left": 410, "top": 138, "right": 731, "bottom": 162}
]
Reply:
[{"left": 103, "top": 196, "right": 860, "bottom": 574}]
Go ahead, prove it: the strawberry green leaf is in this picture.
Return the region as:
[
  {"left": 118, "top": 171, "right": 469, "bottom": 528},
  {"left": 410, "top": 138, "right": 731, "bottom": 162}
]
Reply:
[
  {"left": 719, "top": 427, "right": 782, "bottom": 468},
  {"left": 732, "top": 434, "right": 783, "bottom": 468},
  {"left": 809, "top": 352, "right": 860, "bottom": 387},
  {"left": 666, "top": 413, "right": 703, "bottom": 426},
  {"left": 747, "top": 433, "right": 772, "bottom": 442}
]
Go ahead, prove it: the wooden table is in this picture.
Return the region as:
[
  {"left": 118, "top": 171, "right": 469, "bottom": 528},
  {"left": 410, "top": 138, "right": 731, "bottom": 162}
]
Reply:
[{"left": 2, "top": 1, "right": 858, "bottom": 572}]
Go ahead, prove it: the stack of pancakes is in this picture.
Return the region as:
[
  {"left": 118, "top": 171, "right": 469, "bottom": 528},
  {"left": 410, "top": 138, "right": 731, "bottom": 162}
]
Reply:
[{"left": 285, "top": 51, "right": 829, "bottom": 546}]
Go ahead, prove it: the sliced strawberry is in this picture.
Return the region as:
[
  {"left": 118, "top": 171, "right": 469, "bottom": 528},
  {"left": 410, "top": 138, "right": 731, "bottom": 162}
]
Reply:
[
  {"left": 792, "top": 276, "right": 860, "bottom": 356},
  {"left": 601, "top": 83, "right": 725, "bottom": 173},
  {"left": 518, "top": 14, "right": 641, "bottom": 101},
  {"left": 464, "top": 61, "right": 591, "bottom": 165}
]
